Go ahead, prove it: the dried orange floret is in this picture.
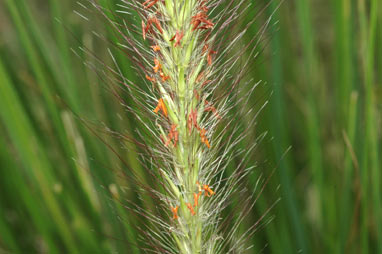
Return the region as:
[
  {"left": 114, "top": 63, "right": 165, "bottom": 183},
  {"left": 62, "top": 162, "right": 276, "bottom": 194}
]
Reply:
[
  {"left": 203, "top": 184, "right": 215, "bottom": 197},
  {"left": 193, "top": 89, "right": 200, "bottom": 100},
  {"left": 151, "top": 45, "right": 160, "bottom": 52},
  {"left": 145, "top": 74, "right": 156, "bottom": 82},
  {"left": 159, "top": 71, "right": 170, "bottom": 82},
  {"left": 150, "top": 17, "right": 163, "bottom": 34},
  {"left": 186, "top": 202, "right": 196, "bottom": 215},
  {"left": 191, "top": 12, "right": 214, "bottom": 31},
  {"left": 199, "top": 0, "right": 209, "bottom": 12},
  {"left": 193, "top": 192, "right": 201, "bottom": 207},
  {"left": 165, "top": 124, "right": 179, "bottom": 147},
  {"left": 187, "top": 109, "right": 199, "bottom": 134},
  {"left": 202, "top": 80, "right": 211, "bottom": 87},
  {"left": 207, "top": 50, "right": 217, "bottom": 66},
  {"left": 142, "top": 17, "right": 163, "bottom": 40},
  {"left": 171, "top": 206, "right": 179, "bottom": 219},
  {"left": 143, "top": 0, "right": 159, "bottom": 9},
  {"left": 153, "top": 58, "right": 161, "bottom": 73},
  {"left": 204, "top": 100, "right": 222, "bottom": 119},
  {"left": 153, "top": 98, "right": 168, "bottom": 117},
  {"left": 199, "top": 128, "right": 210, "bottom": 148},
  {"left": 169, "top": 30, "right": 184, "bottom": 47}
]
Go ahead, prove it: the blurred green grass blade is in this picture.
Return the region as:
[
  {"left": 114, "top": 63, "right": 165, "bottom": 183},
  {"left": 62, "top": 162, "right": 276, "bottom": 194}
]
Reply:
[
  {"left": 5, "top": 0, "right": 106, "bottom": 225},
  {"left": 338, "top": 91, "right": 358, "bottom": 253},
  {"left": 4, "top": 0, "right": 80, "bottom": 169},
  {"left": 48, "top": 0, "right": 80, "bottom": 109},
  {"left": 61, "top": 111, "right": 102, "bottom": 212},
  {"left": 361, "top": 0, "right": 381, "bottom": 251},
  {"left": 357, "top": 1, "right": 369, "bottom": 252},
  {"left": 333, "top": 0, "right": 354, "bottom": 121},
  {"left": 333, "top": 0, "right": 357, "bottom": 251},
  {"left": 0, "top": 205, "right": 19, "bottom": 252},
  {"left": 0, "top": 128, "right": 61, "bottom": 253},
  {"left": 13, "top": 0, "right": 81, "bottom": 112},
  {"left": 268, "top": 3, "right": 309, "bottom": 253},
  {"left": 294, "top": 0, "right": 325, "bottom": 243},
  {"left": 0, "top": 59, "right": 79, "bottom": 253}
]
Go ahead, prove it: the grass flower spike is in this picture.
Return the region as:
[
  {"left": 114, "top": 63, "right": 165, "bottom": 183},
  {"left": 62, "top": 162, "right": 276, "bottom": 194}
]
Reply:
[{"left": 79, "top": 0, "right": 277, "bottom": 253}]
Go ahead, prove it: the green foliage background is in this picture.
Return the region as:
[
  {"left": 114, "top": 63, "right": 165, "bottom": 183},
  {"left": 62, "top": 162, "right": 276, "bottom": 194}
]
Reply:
[{"left": 0, "top": 0, "right": 381, "bottom": 253}]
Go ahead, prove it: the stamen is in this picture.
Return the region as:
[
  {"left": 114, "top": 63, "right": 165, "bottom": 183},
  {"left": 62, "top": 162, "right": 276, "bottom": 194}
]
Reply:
[
  {"left": 194, "top": 192, "right": 201, "bottom": 207},
  {"left": 203, "top": 184, "right": 215, "bottom": 197},
  {"left": 153, "top": 98, "right": 168, "bottom": 117},
  {"left": 191, "top": 12, "right": 214, "bottom": 31},
  {"left": 193, "top": 89, "right": 200, "bottom": 100},
  {"left": 143, "top": 0, "right": 159, "bottom": 9},
  {"left": 186, "top": 203, "right": 196, "bottom": 215},
  {"left": 187, "top": 109, "right": 198, "bottom": 134},
  {"left": 169, "top": 30, "right": 184, "bottom": 47},
  {"left": 153, "top": 58, "right": 161, "bottom": 73},
  {"left": 150, "top": 17, "right": 163, "bottom": 34},
  {"left": 207, "top": 50, "right": 217, "bottom": 66},
  {"left": 159, "top": 71, "right": 170, "bottom": 81},
  {"left": 145, "top": 74, "right": 156, "bottom": 82},
  {"left": 204, "top": 100, "right": 222, "bottom": 119},
  {"left": 151, "top": 45, "right": 160, "bottom": 52},
  {"left": 171, "top": 206, "right": 179, "bottom": 220},
  {"left": 165, "top": 124, "right": 178, "bottom": 147},
  {"left": 199, "top": 128, "right": 210, "bottom": 148}
]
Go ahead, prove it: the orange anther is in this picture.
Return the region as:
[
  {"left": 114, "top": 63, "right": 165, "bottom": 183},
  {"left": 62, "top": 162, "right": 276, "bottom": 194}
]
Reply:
[
  {"left": 204, "top": 100, "right": 222, "bottom": 119},
  {"left": 203, "top": 184, "right": 215, "bottom": 197},
  {"left": 151, "top": 45, "right": 160, "bottom": 52},
  {"left": 187, "top": 109, "right": 199, "bottom": 134},
  {"left": 194, "top": 192, "right": 201, "bottom": 207},
  {"left": 202, "top": 44, "right": 209, "bottom": 53},
  {"left": 186, "top": 202, "right": 196, "bottom": 215},
  {"left": 153, "top": 58, "right": 161, "bottom": 73},
  {"left": 169, "top": 30, "right": 184, "bottom": 47},
  {"left": 171, "top": 206, "right": 179, "bottom": 219},
  {"left": 207, "top": 50, "right": 217, "bottom": 66},
  {"left": 201, "top": 80, "right": 211, "bottom": 87},
  {"left": 165, "top": 124, "right": 178, "bottom": 147},
  {"left": 150, "top": 17, "right": 163, "bottom": 34},
  {"left": 199, "top": 0, "right": 209, "bottom": 12},
  {"left": 159, "top": 71, "right": 170, "bottom": 82},
  {"left": 204, "top": 138, "right": 210, "bottom": 148},
  {"left": 143, "top": 17, "right": 163, "bottom": 40},
  {"left": 153, "top": 98, "right": 168, "bottom": 117},
  {"left": 143, "top": 0, "right": 159, "bottom": 9},
  {"left": 196, "top": 71, "right": 211, "bottom": 87},
  {"left": 193, "top": 89, "right": 200, "bottom": 100},
  {"left": 191, "top": 12, "right": 214, "bottom": 31},
  {"left": 145, "top": 74, "right": 156, "bottom": 82},
  {"left": 199, "top": 128, "right": 210, "bottom": 148}
]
